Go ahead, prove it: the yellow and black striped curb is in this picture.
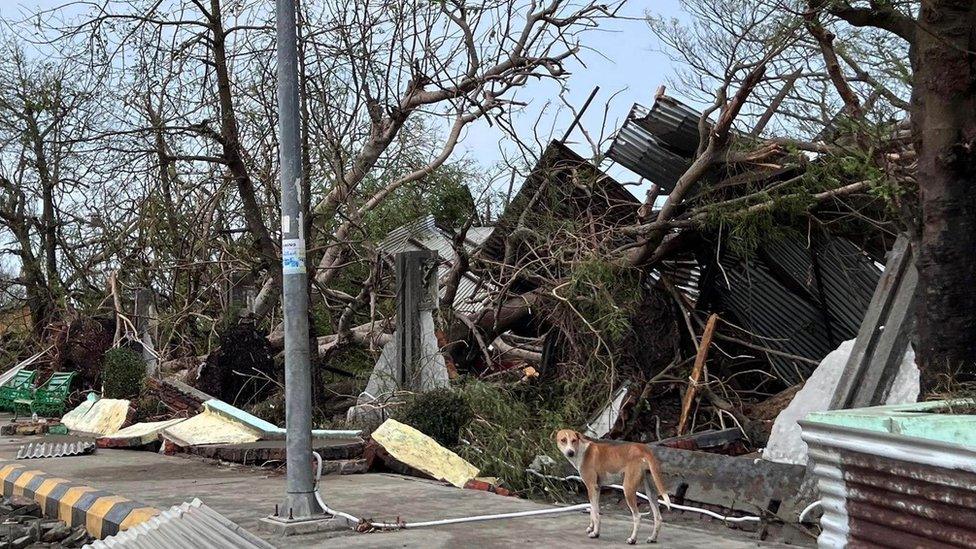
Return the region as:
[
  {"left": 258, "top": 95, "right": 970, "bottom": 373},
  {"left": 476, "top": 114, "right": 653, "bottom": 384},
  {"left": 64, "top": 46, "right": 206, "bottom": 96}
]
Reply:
[{"left": 0, "top": 463, "right": 159, "bottom": 538}]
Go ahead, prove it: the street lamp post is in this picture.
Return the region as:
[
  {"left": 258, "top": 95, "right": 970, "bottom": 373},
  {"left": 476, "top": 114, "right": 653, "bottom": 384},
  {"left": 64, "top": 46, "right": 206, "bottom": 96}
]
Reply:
[{"left": 276, "top": 0, "right": 322, "bottom": 520}]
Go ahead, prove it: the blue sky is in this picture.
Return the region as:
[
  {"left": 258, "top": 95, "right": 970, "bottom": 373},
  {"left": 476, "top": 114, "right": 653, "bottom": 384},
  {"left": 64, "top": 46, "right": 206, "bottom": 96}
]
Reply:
[
  {"left": 1, "top": 1, "right": 686, "bottom": 190},
  {"left": 459, "top": 1, "right": 684, "bottom": 189}
]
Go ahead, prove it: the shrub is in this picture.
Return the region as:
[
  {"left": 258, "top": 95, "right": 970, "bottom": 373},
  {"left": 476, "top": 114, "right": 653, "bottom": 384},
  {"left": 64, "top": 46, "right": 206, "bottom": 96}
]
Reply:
[
  {"left": 132, "top": 394, "right": 163, "bottom": 422},
  {"left": 452, "top": 377, "right": 595, "bottom": 500},
  {"left": 397, "top": 387, "right": 473, "bottom": 447},
  {"left": 196, "top": 322, "right": 276, "bottom": 405},
  {"left": 102, "top": 347, "right": 146, "bottom": 399}
]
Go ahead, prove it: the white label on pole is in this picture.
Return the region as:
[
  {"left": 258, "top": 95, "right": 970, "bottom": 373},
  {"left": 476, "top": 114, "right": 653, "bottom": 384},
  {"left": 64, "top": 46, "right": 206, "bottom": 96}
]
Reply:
[
  {"left": 281, "top": 215, "right": 291, "bottom": 235},
  {"left": 282, "top": 238, "right": 306, "bottom": 274}
]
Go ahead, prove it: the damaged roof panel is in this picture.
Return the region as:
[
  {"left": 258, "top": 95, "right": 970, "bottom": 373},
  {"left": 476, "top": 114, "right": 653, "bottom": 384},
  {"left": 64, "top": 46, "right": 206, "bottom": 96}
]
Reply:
[
  {"left": 713, "top": 234, "right": 880, "bottom": 385},
  {"left": 763, "top": 236, "right": 880, "bottom": 337},
  {"left": 379, "top": 216, "right": 495, "bottom": 313},
  {"left": 480, "top": 140, "right": 640, "bottom": 264},
  {"left": 637, "top": 94, "right": 704, "bottom": 157},
  {"left": 607, "top": 104, "right": 691, "bottom": 191},
  {"left": 716, "top": 251, "right": 834, "bottom": 384}
]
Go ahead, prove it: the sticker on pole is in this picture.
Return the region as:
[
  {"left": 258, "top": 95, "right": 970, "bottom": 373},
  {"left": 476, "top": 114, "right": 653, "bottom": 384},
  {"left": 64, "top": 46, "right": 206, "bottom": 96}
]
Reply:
[{"left": 282, "top": 238, "right": 306, "bottom": 274}]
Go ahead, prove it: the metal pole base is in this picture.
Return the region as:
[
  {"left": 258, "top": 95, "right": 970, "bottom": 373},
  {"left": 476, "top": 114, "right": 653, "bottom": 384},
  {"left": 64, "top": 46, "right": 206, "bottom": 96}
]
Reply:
[
  {"left": 258, "top": 494, "right": 350, "bottom": 537},
  {"left": 258, "top": 514, "right": 351, "bottom": 537},
  {"left": 281, "top": 491, "right": 324, "bottom": 519}
]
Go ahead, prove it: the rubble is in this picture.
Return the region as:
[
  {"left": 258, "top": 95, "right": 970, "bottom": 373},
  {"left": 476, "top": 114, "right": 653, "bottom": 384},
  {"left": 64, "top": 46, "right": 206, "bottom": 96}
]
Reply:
[
  {"left": 763, "top": 339, "right": 919, "bottom": 465},
  {"left": 369, "top": 419, "right": 479, "bottom": 488},
  {"left": 0, "top": 495, "right": 91, "bottom": 548},
  {"left": 144, "top": 377, "right": 207, "bottom": 415},
  {"left": 0, "top": 421, "right": 64, "bottom": 437}
]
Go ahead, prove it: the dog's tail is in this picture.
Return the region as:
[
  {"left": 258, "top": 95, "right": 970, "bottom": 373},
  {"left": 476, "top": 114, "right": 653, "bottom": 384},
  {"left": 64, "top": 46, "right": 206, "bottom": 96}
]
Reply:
[{"left": 644, "top": 452, "right": 671, "bottom": 510}]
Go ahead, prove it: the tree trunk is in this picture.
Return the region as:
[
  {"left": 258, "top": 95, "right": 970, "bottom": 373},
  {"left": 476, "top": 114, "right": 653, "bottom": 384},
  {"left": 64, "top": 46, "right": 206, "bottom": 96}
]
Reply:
[
  {"left": 913, "top": 0, "right": 976, "bottom": 391},
  {"left": 208, "top": 0, "right": 280, "bottom": 292}
]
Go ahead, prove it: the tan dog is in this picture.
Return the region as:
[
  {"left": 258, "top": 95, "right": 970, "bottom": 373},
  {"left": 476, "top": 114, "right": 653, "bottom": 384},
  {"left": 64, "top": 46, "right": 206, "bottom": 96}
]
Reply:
[{"left": 555, "top": 429, "right": 671, "bottom": 544}]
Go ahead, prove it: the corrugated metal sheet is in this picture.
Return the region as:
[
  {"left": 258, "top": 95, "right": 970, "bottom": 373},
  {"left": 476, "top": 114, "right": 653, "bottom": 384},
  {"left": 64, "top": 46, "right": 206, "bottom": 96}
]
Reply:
[
  {"left": 801, "top": 418, "right": 976, "bottom": 548},
  {"left": 716, "top": 250, "right": 833, "bottom": 384},
  {"left": 379, "top": 216, "right": 495, "bottom": 313},
  {"left": 637, "top": 94, "right": 704, "bottom": 156},
  {"left": 647, "top": 255, "right": 702, "bottom": 307},
  {"left": 763, "top": 236, "right": 879, "bottom": 337},
  {"left": 712, "top": 235, "right": 880, "bottom": 385},
  {"left": 87, "top": 498, "right": 274, "bottom": 549},
  {"left": 607, "top": 104, "right": 691, "bottom": 191},
  {"left": 16, "top": 440, "right": 96, "bottom": 459}
]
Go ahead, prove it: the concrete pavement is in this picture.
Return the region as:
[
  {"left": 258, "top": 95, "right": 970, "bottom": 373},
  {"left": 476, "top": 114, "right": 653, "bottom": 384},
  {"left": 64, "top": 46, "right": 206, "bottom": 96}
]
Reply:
[{"left": 0, "top": 425, "right": 812, "bottom": 548}]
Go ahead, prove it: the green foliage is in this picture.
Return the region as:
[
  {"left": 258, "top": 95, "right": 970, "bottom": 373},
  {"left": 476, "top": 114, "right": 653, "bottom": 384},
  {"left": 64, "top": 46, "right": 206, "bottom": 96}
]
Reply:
[
  {"left": 102, "top": 347, "right": 146, "bottom": 399},
  {"left": 362, "top": 162, "right": 477, "bottom": 240},
  {"left": 564, "top": 258, "right": 643, "bottom": 344},
  {"left": 310, "top": 303, "right": 334, "bottom": 338},
  {"left": 453, "top": 377, "right": 599, "bottom": 499},
  {"left": 397, "top": 387, "right": 474, "bottom": 447}
]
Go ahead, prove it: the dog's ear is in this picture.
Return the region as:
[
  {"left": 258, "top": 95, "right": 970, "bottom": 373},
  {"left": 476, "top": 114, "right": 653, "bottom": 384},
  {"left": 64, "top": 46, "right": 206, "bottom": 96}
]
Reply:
[{"left": 549, "top": 428, "right": 560, "bottom": 441}]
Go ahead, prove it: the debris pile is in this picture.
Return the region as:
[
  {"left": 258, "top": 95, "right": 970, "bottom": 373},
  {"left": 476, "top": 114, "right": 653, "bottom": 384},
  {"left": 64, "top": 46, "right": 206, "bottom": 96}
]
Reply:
[
  {"left": 0, "top": 496, "right": 92, "bottom": 548},
  {"left": 0, "top": 86, "right": 931, "bottom": 546}
]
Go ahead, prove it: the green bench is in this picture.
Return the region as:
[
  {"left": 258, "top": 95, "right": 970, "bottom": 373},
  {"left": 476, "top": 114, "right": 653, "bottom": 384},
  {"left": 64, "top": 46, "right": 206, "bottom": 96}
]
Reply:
[
  {"left": 0, "top": 370, "right": 37, "bottom": 412},
  {"left": 14, "top": 372, "right": 76, "bottom": 418}
]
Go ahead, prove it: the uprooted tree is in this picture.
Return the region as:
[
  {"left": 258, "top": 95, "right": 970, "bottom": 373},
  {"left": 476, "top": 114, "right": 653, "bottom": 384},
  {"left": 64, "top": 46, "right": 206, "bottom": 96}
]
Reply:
[{"left": 1, "top": 0, "right": 966, "bottom": 461}]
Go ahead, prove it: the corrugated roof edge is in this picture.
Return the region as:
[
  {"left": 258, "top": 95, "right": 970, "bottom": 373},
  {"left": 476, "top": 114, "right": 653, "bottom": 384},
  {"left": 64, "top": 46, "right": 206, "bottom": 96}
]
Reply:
[{"left": 87, "top": 498, "right": 275, "bottom": 549}]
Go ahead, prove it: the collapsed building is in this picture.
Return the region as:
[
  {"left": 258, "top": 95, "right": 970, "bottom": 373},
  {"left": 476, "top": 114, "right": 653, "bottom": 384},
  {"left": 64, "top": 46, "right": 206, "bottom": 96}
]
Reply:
[{"left": 350, "top": 90, "right": 904, "bottom": 538}]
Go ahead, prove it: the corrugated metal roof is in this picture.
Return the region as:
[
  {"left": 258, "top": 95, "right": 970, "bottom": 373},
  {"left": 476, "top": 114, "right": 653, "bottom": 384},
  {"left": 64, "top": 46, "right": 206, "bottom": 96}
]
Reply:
[
  {"left": 607, "top": 104, "right": 691, "bottom": 191},
  {"left": 712, "top": 234, "right": 880, "bottom": 385},
  {"left": 801, "top": 418, "right": 976, "bottom": 548},
  {"left": 716, "top": 250, "right": 833, "bottom": 384},
  {"left": 763, "top": 236, "right": 880, "bottom": 337},
  {"left": 638, "top": 94, "right": 704, "bottom": 156},
  {"left": 87, "top": 498, "right": 274, "bottom": 549},
  {"left": 480, "top": 140, "right": 639, "bottom": 265},
  {"left": 378, "top": 216, "right": 495, "bottom": 313}
]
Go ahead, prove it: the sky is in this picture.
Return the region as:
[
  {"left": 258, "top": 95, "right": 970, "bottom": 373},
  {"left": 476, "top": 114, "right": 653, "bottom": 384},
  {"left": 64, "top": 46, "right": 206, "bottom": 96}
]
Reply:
[
  {"left": 0, "top": 0, "right": 687, "bottom": 193},
  {"left": 457, "top": 1, "right": 685, "bottom": 191},
  {"left": 0, "top": 0, "right": 688, "bottom": 276}
]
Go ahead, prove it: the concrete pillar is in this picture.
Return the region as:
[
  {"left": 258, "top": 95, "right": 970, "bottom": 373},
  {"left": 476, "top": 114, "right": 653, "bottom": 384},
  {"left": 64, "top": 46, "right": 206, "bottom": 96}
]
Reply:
[{"left": 134, "top": 288, "right": 158, "bottom": 378}]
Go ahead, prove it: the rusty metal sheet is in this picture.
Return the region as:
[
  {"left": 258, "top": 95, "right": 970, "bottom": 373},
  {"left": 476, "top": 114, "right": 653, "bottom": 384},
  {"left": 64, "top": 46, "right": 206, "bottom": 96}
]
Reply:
[{"left": 801, "top": 418, "right": 976, "bottom": 548}]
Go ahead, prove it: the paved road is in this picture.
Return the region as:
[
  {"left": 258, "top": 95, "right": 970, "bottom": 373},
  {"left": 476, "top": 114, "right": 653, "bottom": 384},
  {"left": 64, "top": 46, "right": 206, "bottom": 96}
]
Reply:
[{"left": 0, "top": 427, "right": 810, "bottom": 548}]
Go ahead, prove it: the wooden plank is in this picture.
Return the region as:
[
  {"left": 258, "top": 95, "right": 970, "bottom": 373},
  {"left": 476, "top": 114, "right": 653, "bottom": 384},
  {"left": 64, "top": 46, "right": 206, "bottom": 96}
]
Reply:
[
  {"left": 677, "top": 313, "right": 720, "bottom": 435},
  {"left": 830, "top": 234, "right": 918, "bottom": 409}
]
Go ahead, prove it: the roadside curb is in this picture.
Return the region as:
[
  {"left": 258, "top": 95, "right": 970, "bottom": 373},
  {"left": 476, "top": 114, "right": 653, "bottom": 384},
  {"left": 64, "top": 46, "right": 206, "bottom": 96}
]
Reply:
[{"left": 0, "top": 462, "right": 158, "bottom": 538}]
